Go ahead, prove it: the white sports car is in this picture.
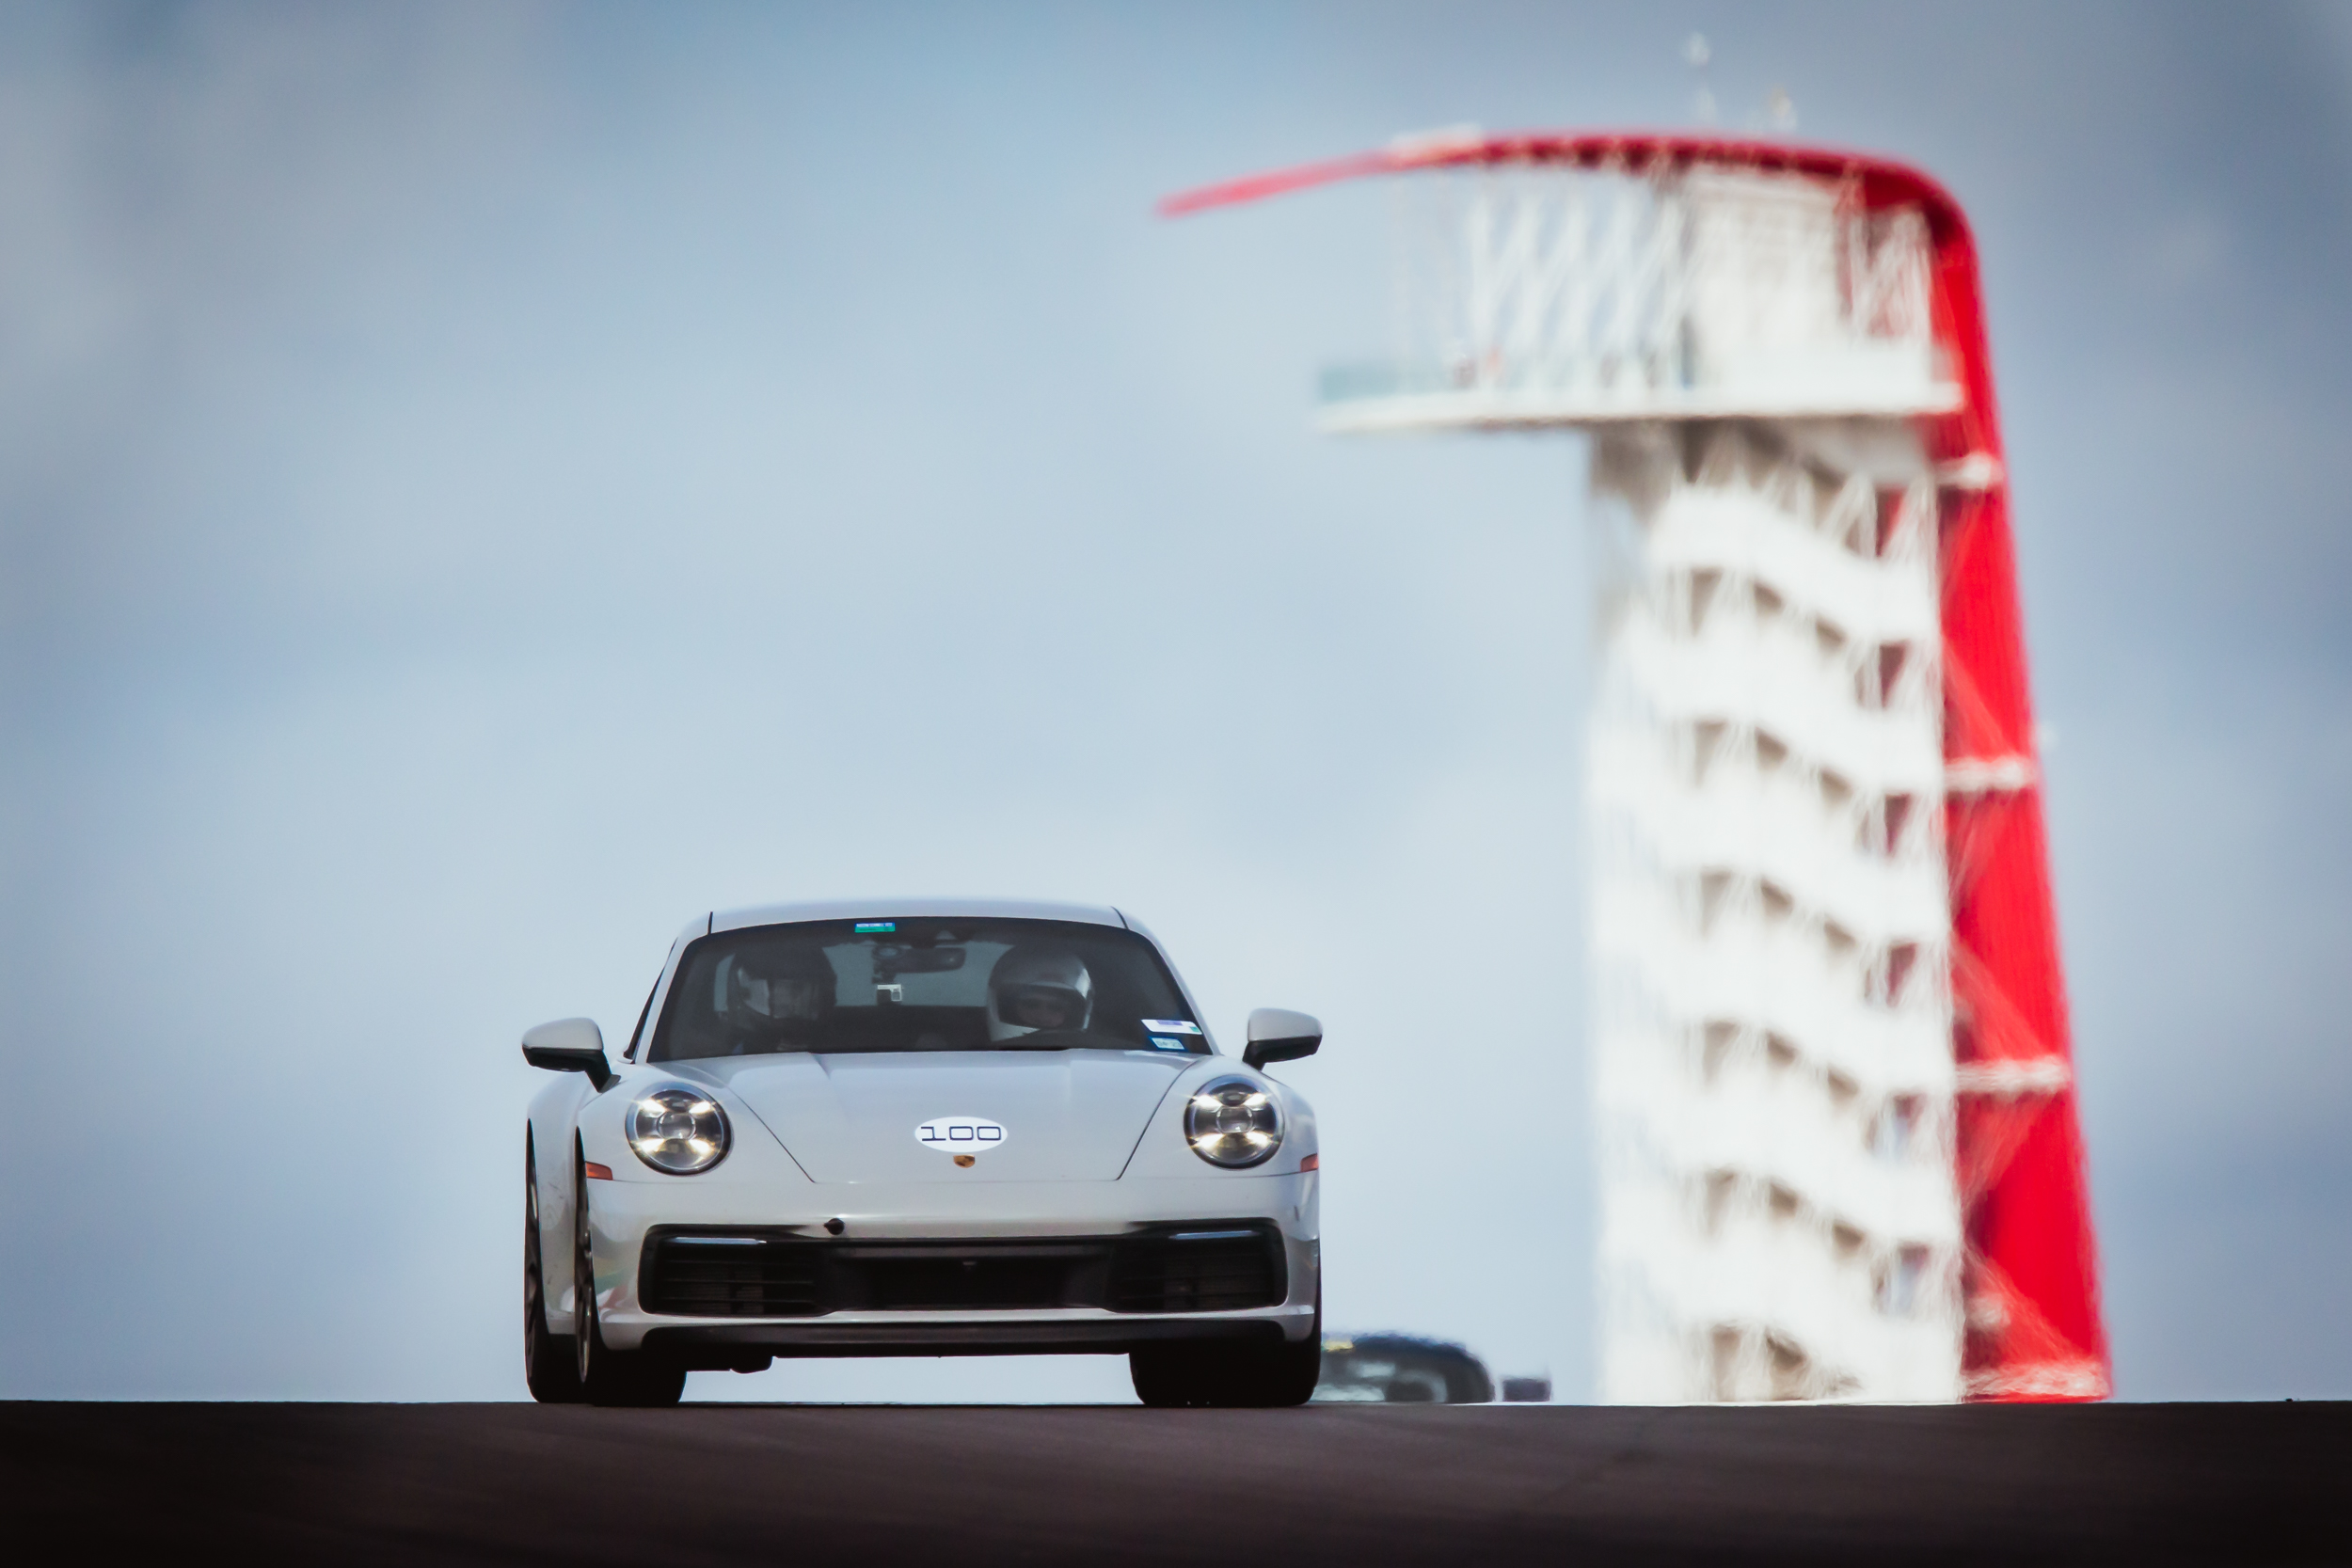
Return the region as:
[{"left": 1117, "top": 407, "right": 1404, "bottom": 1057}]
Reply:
[{"left": 521, "top": 899, "right": 1323, "bottom": 1407}]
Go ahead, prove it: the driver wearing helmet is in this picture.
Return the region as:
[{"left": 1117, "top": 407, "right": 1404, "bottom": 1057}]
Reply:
[
  {"left": 986, "top": 945, "right": 1093, "bottom": 1043},
  {"left": 722, "top": 944, "right": 834, "bottom": 1052}
]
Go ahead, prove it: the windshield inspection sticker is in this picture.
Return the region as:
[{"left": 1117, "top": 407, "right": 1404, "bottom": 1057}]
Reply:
[
  {"left": 1150, "top": 1037, "right": 1189, "bottom": 1052},
  {"left": 1141, "top": 1020, "right": 1201, "bottom": 1035},
  {"left": 915, "top": 1116, "right": 1007, "bottom": 1152}
]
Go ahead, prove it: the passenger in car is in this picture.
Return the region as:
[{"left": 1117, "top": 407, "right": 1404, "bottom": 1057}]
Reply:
[{"left": 987, "top": 946, "right": 1094, "bottom": 1041}]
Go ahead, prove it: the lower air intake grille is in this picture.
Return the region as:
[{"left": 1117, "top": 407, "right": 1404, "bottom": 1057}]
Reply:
[
  {"left": 638, "top": 1223, "right": 1286, "bottom": 1318},
  {"left": 1107, "top": 1227, "right": 1285, "bottom": 1313},
  {"left": 856, "top": 1254, "right": 1076, "bottom": 1311},
  {"left": 640, "top": 1236, "right": 820, "bottom": 1318}
]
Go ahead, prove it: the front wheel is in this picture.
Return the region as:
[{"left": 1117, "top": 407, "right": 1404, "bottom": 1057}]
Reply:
[
  {"left": 573, "top": 1149, "right": 686, "bottom": 1408},
  {"left": 1251, "top": 1311, "right": 1326, "bottom": 1407},
  {"left": 523, "top": 1135, "right": 581, "bottom": 1404},
  {"left": 1132, "top": 1290, "right": 1322, "bottom": 1408}
]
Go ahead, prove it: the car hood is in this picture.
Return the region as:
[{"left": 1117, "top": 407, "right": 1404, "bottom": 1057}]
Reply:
[{"left": 684, "top": 1050, "right": 1196, "bottom": 1183}]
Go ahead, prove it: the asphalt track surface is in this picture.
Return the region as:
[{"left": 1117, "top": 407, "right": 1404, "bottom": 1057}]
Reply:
[{"left": 6, "top": 1400, "right": 2344, "bottom": 1564}]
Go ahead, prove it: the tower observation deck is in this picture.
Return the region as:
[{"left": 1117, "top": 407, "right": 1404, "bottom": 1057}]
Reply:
[{"left": 1166, "top": 132, "right": 2107, "bottom": 1402}]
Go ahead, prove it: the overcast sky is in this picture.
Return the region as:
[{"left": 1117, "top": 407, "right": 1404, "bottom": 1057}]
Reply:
[{"left": 5, "top": 0, "right": 2349, "bottom": 1403}]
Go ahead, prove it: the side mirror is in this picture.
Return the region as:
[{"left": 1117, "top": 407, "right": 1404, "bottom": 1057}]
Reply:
[
  {"left": 522, "top": 1018, "right": 616, "bottom": 1091},
  {"left": 1242, "top": 1007, "right": 1322, "bottom": 1071}
]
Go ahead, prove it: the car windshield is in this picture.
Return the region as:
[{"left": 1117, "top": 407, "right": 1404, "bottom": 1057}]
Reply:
[{"left": 647, "top": 917, "right": 1206, "bottom": 1061}]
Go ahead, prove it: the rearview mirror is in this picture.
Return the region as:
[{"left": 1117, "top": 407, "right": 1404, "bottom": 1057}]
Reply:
[
  {"left": 522, "top": 1017, "right": 616, "bottom": 1091},
  {"left": 873, "top": 943, "right": 966, "bottom": 975},
  {"left": 1242, "top": 1007, "right": 1322, "bottom": 1071}
]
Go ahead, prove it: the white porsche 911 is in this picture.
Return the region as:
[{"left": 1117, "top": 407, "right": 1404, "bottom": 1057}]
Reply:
[{"left": 521, "top": 899, "right": 1323, "bottom": 1407}]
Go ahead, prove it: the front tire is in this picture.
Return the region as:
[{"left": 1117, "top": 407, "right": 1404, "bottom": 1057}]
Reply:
[
  {"left": 1129, "top": 1340, "right": 1210, "bottom": 1407},
  {"left": 573, "top": 1148, "right": 687, "bottom": 1408},
  {"left": 523, "top": 1134, "right": 582, "bottom": 1404},
  {"left": 1251, "top": 1306, "right": 1326, "bottom": 1407},
  {"left": 1132, "top": 1288, "right": 1322, "bottom": 1408}
]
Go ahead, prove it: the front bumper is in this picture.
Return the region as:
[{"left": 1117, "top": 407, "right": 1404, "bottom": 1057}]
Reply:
[
  {"left": 574, "top": 1172, "right": 1320, "bottom": 1359},
  {"left": 643, "top": 1317, "right": 1288, "bottom": 1367}
]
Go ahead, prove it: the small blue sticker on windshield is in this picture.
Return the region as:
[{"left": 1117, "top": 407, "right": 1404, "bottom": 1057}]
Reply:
[
  {"left": 1142, "top": 1019, "right": 1201, "bottom": 1035},
  {"left": 1150, "top": 1037, "right": 1188, "bottom": 1052},
  {"left": 854, "top": 921, "right": 896, "bottom": 933}
]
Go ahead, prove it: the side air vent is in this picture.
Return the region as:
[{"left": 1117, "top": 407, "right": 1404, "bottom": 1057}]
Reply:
[
  {"left": 639, "top": 1234, "right": 821, "bottom": 1318},
  {"left": 1107, "top": 1226, "right": 1285, "bottom": 1313}
]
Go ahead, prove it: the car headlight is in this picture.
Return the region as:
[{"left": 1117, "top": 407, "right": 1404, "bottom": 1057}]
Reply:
[
  {"left": 1184, "top": 1076, "right": 1282, "bottom": 1168},
  {"left": 628, "top": 1087, "right": 730, "bottom": 1175}
]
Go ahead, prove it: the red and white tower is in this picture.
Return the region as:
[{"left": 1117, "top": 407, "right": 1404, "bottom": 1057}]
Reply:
[{"left": 1167, "top": 133, "right": 2107, "bottom": 1402}]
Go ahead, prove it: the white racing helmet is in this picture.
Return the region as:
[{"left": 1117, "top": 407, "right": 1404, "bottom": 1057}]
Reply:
[{"left": 986, "top": 945, "right": 1093, "bottom": 1042}]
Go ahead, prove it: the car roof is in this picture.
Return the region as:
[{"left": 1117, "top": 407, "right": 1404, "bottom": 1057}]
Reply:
[
  {"left": 1332, "top": 1333, "right": 1484, "bottom": 1363},
  {"left": 708, "top": 897, "right": 1130, "bottom": 935}
]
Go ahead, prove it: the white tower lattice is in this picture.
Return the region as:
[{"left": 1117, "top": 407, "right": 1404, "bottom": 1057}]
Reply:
[
  {"left": 1589, "top": 422, "right": 1960, "bottom": 1400},
  {"left": 1168, "top": 131, "right": 2107, "bottom": 1403},
  {"left": 1348, "top": 163, "right": 1971, "bottom": 1399}
]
